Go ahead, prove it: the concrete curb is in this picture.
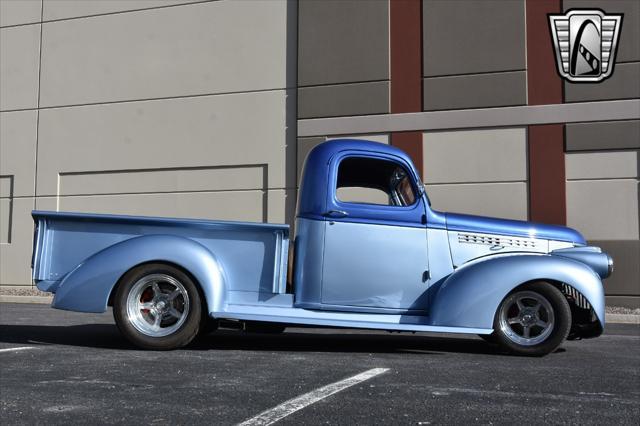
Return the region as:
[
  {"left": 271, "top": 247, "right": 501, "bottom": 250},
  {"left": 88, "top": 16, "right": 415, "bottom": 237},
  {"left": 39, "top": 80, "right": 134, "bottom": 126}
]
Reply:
[
  {"left": 0, "top": 295, "right": 53, "bottom": 304},
  {"left": 0, "top": 295, "right": 638, "bottom": 324},
  {"left": 605, "top": 313, "right": 640, "bottom": 325}
]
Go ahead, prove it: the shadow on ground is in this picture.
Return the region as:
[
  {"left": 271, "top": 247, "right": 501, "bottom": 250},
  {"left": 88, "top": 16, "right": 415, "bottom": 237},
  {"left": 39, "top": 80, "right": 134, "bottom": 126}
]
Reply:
[{"left": 0, "top": 323, "right": 520, "bottom": 356}]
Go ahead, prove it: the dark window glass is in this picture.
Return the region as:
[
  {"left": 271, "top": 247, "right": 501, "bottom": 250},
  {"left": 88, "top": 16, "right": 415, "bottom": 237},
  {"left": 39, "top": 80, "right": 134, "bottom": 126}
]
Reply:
[{"left": 336, "top": 157, "right": 416, "bottom": 207}]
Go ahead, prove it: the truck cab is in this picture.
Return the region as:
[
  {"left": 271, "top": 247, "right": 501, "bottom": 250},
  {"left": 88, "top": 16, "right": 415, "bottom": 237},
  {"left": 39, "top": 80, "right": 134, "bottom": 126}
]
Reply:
[{"left": 295, "top": 140, "right": 436, "bottom": 314}]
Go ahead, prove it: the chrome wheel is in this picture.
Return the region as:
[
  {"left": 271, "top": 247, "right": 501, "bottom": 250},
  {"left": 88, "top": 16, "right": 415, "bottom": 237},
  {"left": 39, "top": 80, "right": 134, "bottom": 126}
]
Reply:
[
  {"left": 498, "top": 290, "right": 555, "bottom": 346},
  {"left": 126, "top": 273, "right": 190, "bottom": 338}
]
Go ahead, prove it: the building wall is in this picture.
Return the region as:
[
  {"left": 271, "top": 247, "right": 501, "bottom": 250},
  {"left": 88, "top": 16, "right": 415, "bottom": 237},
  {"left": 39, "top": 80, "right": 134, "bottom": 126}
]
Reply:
[
  {"left": 0, "top": 0, "right": 297, "bottom": 287},
  {"left": 561, "top": 0, "right": 640, "bottom": 307},
  {"left": 297, "top": 0, "right": 389, "bottom": 119},
  {"left": 422, "top": 0, "right": 527, "bottom": 111},
  {"left": 1, "top": 0, "right": 638, "bottom": 306}
]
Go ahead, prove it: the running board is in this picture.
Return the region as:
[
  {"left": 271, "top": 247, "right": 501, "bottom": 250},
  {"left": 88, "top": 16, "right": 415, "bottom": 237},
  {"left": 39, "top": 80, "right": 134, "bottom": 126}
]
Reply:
[{"left": 213, "top": 305, "right": 493, "bottom": 335}]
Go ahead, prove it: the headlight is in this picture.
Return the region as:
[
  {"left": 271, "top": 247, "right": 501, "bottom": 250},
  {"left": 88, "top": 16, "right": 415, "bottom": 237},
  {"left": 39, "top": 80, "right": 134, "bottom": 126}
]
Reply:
[{"left": 607, "top": 255, "right": 614, "bottom": 278}]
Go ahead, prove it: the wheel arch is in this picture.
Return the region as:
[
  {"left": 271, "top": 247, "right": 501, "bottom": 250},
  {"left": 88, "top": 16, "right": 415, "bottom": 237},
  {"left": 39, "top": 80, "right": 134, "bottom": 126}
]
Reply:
[
  {"left": 107, "top": 260, "right": 207, "bottom": 309},
  {"left": 52, "top": 235, "right": 227, "bottom": 315},
  {"left": 429, "top": 254, "right": 605, "bottom": 330}
]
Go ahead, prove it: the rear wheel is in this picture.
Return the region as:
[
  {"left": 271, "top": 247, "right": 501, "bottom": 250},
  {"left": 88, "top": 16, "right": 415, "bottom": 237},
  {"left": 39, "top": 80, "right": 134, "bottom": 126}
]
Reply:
[
  {"left": 113, "top": 263, "right": 202, "bottom": 350},
  {"left": 493, "top": 282, "right": 571, "bottom": 356}
]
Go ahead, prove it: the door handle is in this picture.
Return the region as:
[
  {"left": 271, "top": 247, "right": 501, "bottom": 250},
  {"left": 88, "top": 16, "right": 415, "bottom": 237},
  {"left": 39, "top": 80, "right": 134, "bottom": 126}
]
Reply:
[{"left": 323, "top": 210, "right": 349, "bottom": 218}]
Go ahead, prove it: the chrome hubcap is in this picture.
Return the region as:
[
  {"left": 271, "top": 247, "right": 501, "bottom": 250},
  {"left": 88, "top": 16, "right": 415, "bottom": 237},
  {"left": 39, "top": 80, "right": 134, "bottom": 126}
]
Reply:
[
  {"left": 126, "top": 274, "right": 190, "bottom": 337},
  {"left": 499, "top": 290, "right": 555, "bottom": 346}
]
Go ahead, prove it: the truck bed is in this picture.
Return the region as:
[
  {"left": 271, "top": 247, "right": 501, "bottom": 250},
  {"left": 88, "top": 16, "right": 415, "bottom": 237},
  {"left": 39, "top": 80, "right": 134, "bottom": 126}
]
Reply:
[{"left": 32, "top": 211, "right": 290, "bottom": 310}]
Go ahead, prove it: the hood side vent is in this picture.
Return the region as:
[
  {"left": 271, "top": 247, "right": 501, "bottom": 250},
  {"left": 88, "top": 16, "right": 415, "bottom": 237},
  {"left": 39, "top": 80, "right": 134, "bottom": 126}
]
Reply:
[{"left": 458, "top": 232, "right": 537, "bottom": 249}]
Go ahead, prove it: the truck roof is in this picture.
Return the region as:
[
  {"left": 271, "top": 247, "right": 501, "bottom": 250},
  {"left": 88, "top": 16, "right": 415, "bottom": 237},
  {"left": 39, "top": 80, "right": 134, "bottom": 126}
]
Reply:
[
  {"left": 304, "top": 139, "right": 414, "bottom": 168},
  {"left": 298, "top": 139, "right": 422, "bottom": 221}
]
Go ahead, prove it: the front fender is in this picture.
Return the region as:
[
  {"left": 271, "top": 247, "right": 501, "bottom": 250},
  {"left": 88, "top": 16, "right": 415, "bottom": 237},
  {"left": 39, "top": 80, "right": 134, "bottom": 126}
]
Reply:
[
  {"left": 53, "top": 235, "right": 226, "bottom": 314},
  {"left": 429, "top": 254, "right": 605, "bottom": 329}
]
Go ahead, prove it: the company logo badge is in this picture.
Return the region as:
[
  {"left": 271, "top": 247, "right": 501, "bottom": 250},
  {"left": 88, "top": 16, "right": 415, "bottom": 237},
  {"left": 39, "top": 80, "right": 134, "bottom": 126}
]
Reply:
[{"left": 548, "top": 9, "right": 623, "bottom": 82}]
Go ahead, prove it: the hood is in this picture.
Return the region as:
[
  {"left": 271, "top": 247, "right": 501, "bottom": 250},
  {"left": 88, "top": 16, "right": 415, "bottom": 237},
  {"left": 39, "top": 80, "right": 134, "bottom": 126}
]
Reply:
[{"left": 445, "top": 212, "right": 586, "bottom": 245}]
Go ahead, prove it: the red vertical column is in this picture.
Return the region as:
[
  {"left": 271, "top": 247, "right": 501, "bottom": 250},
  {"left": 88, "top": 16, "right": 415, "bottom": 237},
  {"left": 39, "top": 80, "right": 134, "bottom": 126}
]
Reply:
[
  {"left": 390, "top": 0, "right": 423, "bottom": 178},
  {"left": 526, "top": 0, "right": 566, "bottom": 224}
]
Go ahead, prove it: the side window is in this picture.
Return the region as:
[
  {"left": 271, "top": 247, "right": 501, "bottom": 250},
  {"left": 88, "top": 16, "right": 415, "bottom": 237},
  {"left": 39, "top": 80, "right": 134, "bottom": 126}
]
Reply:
[{"left": 336, "top": 157, "right": 417, "bottom": 207}]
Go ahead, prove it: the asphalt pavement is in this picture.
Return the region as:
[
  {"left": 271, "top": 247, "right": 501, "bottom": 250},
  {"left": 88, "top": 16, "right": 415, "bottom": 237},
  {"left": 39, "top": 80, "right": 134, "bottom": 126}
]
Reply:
[{"left": 1, "top": 303, "right": 638, "bottom": 425}]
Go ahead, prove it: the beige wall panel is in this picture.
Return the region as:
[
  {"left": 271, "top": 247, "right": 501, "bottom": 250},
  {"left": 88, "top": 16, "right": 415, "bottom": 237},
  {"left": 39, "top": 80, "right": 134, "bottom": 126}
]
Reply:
[
  {"left": 0, "top": 176, "right": 11, "bottom": 199},
  {"left": 0, "top": 197, "right": 10, "bottom": 243},
  {"left": 36, "top": 90, "right": 290, "bottom": 196},
  {"left": 297, "top": 137, "right": 324, "bottom": 185},
  {"left": 567, "top": 180, "right": 639, "bottom": 240},
  {"left": 0, "top": 0, "right": 41, "bottom": 27},
  {"left": 326, "top": 134, "right": 389, "bottom": 144},
  {"left": 39, "top": 191, "right": 265, "bottom": 222},
  {"left": 0, "top": 197, "right": 35, "bottom": 285},
  {"left": 266, "top": 189, "right": 297, "bottom": 225},
  {"left": 591, "top": 240, "right": 640, "bottom": 298},
  {"left": 337, "top": 187, "right": 390, "bottom": 205},
  {"left": 39, "top": 1, "right": 289, "bottom": 106},
  {"left": 42, "top": 0, "right": 201, "bottom": 20},
  {"left": 0, "top": 111, "right": 38, "bottom": 197},
  {"left": 422, "top": 128, "right": 527, "bottom": 184},
  {"left": 0, "top": 25, "right": 40, "bottom": 111},
  {"left": 566, "top": 151, "right": 639, "bottom": 180},
  {"left": 426, "top": 182, "right": 528, "bottom": 220},
  {"left": 59, "top": 165, "right": 265, "bottom": 196},
  {"left": 37, "top": 188, "right": 292, "bottom": 224}
]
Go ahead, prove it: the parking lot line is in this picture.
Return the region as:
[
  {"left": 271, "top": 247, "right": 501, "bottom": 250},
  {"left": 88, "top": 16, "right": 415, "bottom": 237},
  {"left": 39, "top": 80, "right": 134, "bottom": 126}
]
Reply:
[
  {"left": 238, "top": 367, "right": 390, "bottom": 426},
  {"left": 0, "top": 346, "right": 36, "bottom": 354}
]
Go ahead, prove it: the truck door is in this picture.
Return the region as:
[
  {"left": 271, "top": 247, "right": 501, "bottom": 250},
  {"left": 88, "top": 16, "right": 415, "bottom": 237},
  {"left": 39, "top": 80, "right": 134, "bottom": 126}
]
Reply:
[{"left": 321, "top": 154, "right": 429, "bottom": 313}]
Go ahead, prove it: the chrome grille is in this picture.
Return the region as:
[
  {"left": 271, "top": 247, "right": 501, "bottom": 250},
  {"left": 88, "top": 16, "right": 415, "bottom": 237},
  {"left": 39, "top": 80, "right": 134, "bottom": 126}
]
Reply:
[{"left": 562, "top": 284, "right": 592, "bottom": 310}]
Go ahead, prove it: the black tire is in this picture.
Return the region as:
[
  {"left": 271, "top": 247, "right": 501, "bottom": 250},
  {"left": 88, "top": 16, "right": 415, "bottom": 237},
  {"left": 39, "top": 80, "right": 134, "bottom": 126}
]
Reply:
[
  {"left": 492, "top": 282, "right": 571, "bottom": 356},
  {"left": 113, "top": 263, "right": 202, "bottom": 350}
]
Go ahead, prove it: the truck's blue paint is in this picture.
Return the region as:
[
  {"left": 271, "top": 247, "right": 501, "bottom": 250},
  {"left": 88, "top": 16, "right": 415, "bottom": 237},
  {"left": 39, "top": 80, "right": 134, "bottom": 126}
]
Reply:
[
  {"left": 445, "top": 212, "right": 587, "bottom": 245},
  {"left": 33, "top": 211, "right": 289, "bottom": 314},
  {"left": 550, "top": 246, "right": 613, "bottom": 279},
  {"left": 212, "top": 304, "right": 491, "bottom": 335},
  {"left": 52, "top": 235, "right": 226, "bottom": 314},
  {"left": 31, "top": 139, "right": 610, "bottom": 339},
  {"left": 429, "top": 254, "right": 605, "bottom": 329},
  {"left": 298, "top": 139, "right": 447, "bottom": 229},
  {"left": 292, "top": 218, "right": 325, "bottom": 309},
  {"left": 321, "top": 220, "right": 429, "bottom": 312}
]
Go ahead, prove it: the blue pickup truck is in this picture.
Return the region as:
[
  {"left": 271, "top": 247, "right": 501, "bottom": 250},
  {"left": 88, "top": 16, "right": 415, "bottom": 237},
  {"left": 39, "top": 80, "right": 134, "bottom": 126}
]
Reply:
[{"left": 31, "top": 139, "right": 612, "bottom": 356}]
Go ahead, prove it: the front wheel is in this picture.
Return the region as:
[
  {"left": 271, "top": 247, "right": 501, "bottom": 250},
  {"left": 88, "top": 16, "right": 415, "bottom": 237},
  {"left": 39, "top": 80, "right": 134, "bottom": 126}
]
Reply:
[
  {"left": 113, "top": 263, "right": 202, "bottom": 350},
  {"left": 492, "top": 282, "right": 571, "bottom": 356}
]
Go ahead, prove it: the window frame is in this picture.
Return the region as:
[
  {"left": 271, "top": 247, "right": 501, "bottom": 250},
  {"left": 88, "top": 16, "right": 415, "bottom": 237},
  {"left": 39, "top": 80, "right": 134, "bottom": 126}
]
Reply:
[{"left": 328, "top": 151, "right": 424, "bottom": 220}]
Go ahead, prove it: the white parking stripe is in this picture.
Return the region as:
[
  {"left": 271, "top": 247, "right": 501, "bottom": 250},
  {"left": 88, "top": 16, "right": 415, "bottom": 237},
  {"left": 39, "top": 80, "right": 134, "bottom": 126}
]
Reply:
[
  {"left": 0, "top": 346, "right": 37, "bottom": 354},
  {"left": 238, "top": 367, "right": 389, "bottom": 426}
]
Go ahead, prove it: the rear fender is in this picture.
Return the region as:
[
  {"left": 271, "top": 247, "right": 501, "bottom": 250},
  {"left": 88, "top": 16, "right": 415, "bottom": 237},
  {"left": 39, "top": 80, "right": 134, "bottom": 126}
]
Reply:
[
  {"left": 52, "top": 235, "right": 226, "bottom": 314},
  {"left": 429, "top": 254, "right": 605, "bottom": 329}
]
